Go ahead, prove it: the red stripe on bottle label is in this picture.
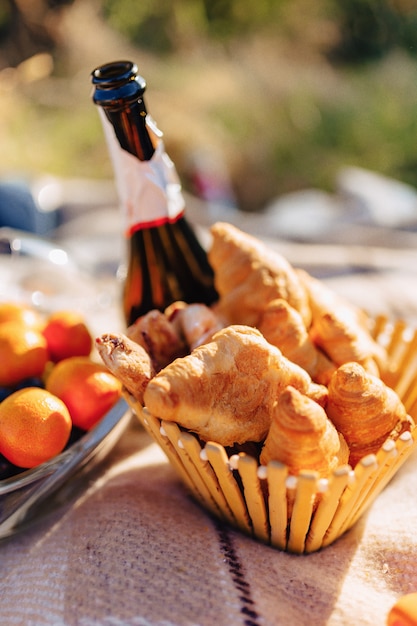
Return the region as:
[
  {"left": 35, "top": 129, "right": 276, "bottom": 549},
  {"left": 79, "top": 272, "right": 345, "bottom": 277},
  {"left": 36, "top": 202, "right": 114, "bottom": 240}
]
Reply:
[{"left": 126, "top": 210, "right": 185, "bottom": 236}]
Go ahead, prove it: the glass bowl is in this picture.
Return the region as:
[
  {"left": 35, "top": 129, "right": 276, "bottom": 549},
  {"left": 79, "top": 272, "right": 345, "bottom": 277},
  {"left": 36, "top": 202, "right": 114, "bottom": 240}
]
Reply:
[
  {"left": 0, "top": 227, "right": 130, "bottom": 538},
  {"left": 0, "top": 397, "right": 131, "bottom": 539}
]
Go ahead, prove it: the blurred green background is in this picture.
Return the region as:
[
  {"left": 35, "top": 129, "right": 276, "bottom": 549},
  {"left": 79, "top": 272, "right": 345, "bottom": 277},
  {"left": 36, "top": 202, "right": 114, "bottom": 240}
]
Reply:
[{"left": 1, "top": 0, "right": 417, "bottom": 212}]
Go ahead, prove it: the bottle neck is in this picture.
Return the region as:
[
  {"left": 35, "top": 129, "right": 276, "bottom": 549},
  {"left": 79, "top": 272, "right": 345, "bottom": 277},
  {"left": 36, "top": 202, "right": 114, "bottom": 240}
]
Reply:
[
  {"left": 91, "top": 60, "right": 154, "bottom": 161},
  {"left": 91, "top": 60, "right": 186, "bottom": 233},
  {"left": 104, "top": 101, "right": 155, "bottom": 162}
]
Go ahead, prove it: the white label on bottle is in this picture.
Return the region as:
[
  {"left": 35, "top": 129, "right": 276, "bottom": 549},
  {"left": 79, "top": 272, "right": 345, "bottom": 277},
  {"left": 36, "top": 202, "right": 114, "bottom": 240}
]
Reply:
[{"left": 99, "top": 109, "right": 185, "bottom": 235}]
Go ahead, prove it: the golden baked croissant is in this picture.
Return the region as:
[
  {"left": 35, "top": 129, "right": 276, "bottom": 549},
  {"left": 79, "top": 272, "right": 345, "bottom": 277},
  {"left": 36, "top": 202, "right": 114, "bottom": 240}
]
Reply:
[
  {"left": 260, "top": 385, "right": 349, "bottom": 476},
  {"left": 126, "top": 309, "right": 186, "bottom": 371},
  {"left": 173, "top": 302, "right": 225, "bottom": 351},
  {"left": 258, "top": 298, "right": 336, "bottom": 385},
  {"left": 299, "top": 271, "right": 387, "bottom": 376},
  {"left": 297, "top": 269, "right": 369, "bottom": 328},
  {"left": 95, "top": 333, "right": 154, "bottom": 405},
  {"left": 208, "top": 222, "right": 311, "bottom": 328},
  {"left": 326, "top": 361, "right": 414, "bottom": 466},
  {"left": 143, "top": 325, "right": 314, "bottom": 447}
]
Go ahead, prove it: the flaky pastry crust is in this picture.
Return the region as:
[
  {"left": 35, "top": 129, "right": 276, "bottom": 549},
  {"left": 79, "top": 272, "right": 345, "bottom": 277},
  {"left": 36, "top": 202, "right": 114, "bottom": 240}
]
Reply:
[
  {"left": 260, "top": 385, "right": 349, "bottom": 476},
  {"left": 126, "top": 309, "right": 186, "bottom": 371},
  {"left": 327, "top": 361, "right": 414, "bottom": 466},
  {"left": 143, "top": 325, "right": 313, "bottom": 446},
  {"left": 258, "top": 298, "right": 336, "bottom": 385},
  {"left": 95, "top": 333, "right": 154, "bottom": 405},
  {"left": 208, "top": 222, "right": 311, "bottom": 328}
]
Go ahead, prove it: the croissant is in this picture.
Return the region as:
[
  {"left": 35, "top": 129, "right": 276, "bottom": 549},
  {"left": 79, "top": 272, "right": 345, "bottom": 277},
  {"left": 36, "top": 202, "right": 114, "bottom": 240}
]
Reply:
[
  {"left": 260, "top": 386, "right": 349, "bottom": 477},
  {"left": 173, "top": 303, "right": 225, "bottom": 351},
  {"left": 126, "top": 309, "right": 186, "bottom": 372},
  {"left": 297, "top": 269, "right": 369, "bottom": 329},
  {"left": 95, "top": 333, "right": 154, "bottom": 405},
  {"left": 258, "top": 298, "right": 336, "bottom": 385},
  {"left": 299, "top": 270, "right": 387, "bottom": 376},
  {"left": 143, "top": 325, "right": 313, "bottom": 447},
  {"left": 208, "top": 222, "right": 311, "bottom": 328},
  {"left": 326, "top": 361, "right": 414, "bottom": 466}
]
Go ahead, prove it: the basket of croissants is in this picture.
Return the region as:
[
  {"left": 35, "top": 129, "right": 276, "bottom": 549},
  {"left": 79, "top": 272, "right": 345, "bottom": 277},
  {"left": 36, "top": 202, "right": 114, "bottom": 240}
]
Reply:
[{"left": 96, "top": 222, "right": 417, "bottom": 554}]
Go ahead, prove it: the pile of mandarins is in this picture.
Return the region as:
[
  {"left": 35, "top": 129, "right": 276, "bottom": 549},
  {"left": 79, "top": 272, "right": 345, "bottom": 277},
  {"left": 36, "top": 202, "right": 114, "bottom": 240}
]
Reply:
[{"left": 0, "top": 302, "right": 122, "bottom": 474}]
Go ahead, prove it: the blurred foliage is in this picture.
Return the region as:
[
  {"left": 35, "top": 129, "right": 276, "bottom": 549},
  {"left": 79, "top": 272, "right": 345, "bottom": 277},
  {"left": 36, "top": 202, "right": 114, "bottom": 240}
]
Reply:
[
  {"left": 100, "top": 0, "right": 417, "bottom": 60},
  {"left": 270, "top": 56, "right": 417, "bottom": 195},
  {"left": 328, "top": 0, "right": 417, "bottom": 62},
  {"left": 2, "top": 0, "right": 417, "bottom": 69},
  {"left": 100, "top": 0, "right": 289, "bottom": 53},
  {"left": 1, "top": 0, "right": 417, "bottom": 212}
]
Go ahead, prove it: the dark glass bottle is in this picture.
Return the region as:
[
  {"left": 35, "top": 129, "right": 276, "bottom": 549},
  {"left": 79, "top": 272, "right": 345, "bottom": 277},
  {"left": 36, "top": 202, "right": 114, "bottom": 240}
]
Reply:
[{"left": 91, "top": 60, "right": 217, "bottom": 326}]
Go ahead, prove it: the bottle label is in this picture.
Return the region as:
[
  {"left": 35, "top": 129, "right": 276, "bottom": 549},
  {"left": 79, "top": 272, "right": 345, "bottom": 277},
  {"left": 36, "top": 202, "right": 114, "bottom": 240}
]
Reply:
[{"left": 99, "top": 109, "right": 185, "bottom": 236}]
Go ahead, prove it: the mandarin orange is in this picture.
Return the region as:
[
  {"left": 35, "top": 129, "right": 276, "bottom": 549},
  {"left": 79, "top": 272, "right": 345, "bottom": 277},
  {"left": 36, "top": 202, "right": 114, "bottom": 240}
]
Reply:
[
  {"left": 0, "top": 387, "right": 72, "bottom": 468},
  {"left": 387, "top": 593, "right": 417, "bottom": 626},
  {"left": 45, "top": 356, "right": 122, "bottom": 430},
  {"left": 0, "top": 301, "right": 43, "bottom": 329},
  {"left": 0, "top": 322, "right": 49, "bottom": 386},
  {"left": 42, "top": 310, "right": 93, "bottom": 362}
]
